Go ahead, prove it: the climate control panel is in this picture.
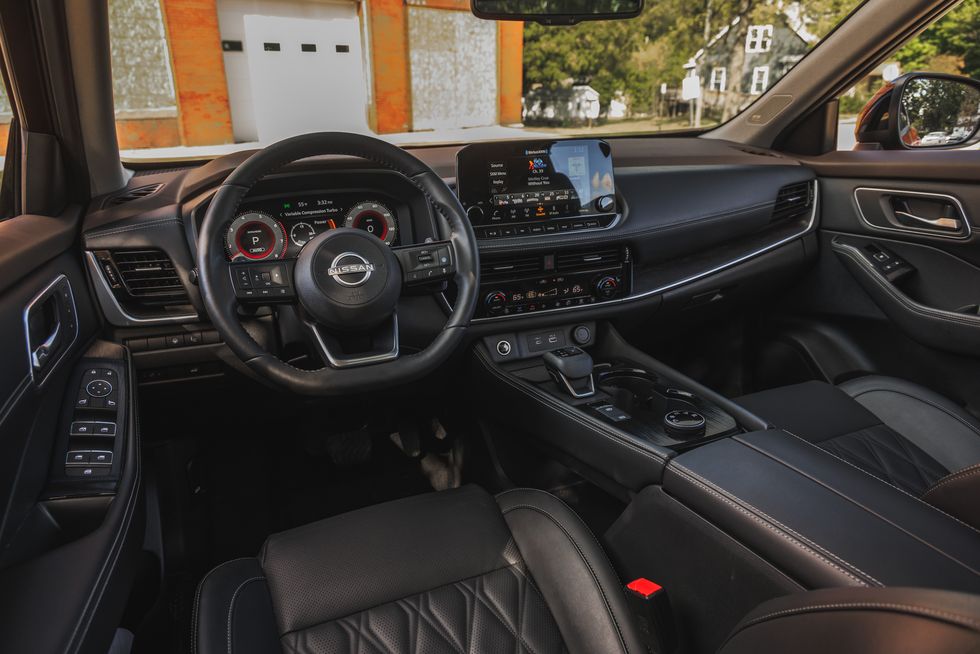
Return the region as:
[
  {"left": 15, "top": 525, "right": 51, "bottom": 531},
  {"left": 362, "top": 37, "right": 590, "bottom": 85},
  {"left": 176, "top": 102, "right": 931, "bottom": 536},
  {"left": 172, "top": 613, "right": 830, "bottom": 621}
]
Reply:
[{"left": 476, "top": 247, "right": 631, "bottom": 319}]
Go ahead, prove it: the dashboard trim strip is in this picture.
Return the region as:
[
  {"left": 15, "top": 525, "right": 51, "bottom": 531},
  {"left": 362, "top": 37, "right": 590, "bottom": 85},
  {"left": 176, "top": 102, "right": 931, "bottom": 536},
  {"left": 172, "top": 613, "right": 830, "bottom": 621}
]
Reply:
[{"left": 468, "top": 180, "right": 819, "bottom": 323}]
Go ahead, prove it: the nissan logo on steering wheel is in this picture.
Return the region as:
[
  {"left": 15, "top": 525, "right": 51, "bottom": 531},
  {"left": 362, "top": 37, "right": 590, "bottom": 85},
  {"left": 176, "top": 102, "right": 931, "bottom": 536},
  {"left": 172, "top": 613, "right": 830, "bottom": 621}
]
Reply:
[{"left": 326, "top": 252, "right": 376, "bottom": 287}]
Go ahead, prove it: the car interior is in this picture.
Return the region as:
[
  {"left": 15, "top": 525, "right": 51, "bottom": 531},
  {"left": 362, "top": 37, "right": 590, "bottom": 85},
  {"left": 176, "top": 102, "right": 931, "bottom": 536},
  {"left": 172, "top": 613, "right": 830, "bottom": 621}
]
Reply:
[{"left": 1, "top": 0, "right": 980, "bottom": 652}]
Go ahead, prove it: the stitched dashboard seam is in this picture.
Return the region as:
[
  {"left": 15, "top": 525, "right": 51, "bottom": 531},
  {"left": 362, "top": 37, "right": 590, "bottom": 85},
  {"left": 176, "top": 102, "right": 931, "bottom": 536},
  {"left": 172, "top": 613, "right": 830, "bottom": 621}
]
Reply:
[
  {"left": 84, "top": 216, "right": 182, "bottom": 239},
  {"left": 671, "top": 464, "right": 878, "bottom": 587}
]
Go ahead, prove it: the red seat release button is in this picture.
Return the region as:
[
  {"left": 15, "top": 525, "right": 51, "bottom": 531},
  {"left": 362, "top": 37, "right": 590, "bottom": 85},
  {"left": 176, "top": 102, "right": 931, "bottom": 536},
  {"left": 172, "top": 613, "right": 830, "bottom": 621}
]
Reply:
[{"left": 626, "top": 578, "right": 662, "bottom": 599}]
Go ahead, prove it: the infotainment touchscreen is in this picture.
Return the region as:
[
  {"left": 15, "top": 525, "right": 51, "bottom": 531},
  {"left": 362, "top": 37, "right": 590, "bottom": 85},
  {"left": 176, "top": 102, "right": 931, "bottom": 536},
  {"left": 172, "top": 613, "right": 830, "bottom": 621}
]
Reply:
[{"left": 456, "top": 139, "right": 617, "bottom": 237}]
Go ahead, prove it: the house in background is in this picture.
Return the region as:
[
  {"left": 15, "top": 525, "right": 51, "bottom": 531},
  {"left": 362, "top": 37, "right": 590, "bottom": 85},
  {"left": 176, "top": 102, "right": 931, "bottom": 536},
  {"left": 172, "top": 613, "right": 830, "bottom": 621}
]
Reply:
[
  {"left": 684, "top": 9, "right": 814, "bottom": 121},
  {"left": 0, "top": 0, "right": 524, "bottom": 152}
]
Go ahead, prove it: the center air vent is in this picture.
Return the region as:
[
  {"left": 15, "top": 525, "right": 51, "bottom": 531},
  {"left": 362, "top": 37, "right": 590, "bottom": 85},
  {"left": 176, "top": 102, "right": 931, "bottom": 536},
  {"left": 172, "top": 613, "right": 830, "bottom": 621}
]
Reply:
[
  {"left": 555, "top": 246, "right": 624, "bottom": 273},
  {"left": 104, "top": 183, "right": 164, "bottom": 207},
  {"left": 110, "top": 250, "right": 188, "bottom": 303},
  {"left": 481, "top": 255, "right": 544, "bottom": 280},
  {"left": 771, "top": 182, "right": 814, "bottom": 224}
]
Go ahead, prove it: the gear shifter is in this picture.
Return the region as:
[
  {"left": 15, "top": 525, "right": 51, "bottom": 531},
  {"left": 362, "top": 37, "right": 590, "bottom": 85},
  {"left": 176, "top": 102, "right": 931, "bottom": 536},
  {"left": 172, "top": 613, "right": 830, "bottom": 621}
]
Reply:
[{"left": 543, "top": 347, "right": 595, "bottom": 398}]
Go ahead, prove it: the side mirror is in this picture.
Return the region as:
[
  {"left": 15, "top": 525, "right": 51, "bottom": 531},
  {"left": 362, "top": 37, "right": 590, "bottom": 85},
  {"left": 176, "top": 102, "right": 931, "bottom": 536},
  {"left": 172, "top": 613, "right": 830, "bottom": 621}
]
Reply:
[{"left": 856, "top": 73, "right": 980, "bottom": 150}]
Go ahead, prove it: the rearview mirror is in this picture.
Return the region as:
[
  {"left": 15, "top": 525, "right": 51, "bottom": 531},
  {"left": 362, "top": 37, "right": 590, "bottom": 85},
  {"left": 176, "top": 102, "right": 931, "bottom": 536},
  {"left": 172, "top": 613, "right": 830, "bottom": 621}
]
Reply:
[
  {"left": 471, "top": 0, "right": 644, "bottom": 25},
  {"left": 855, "top": 73, "right": 980, "bottom": 150}
]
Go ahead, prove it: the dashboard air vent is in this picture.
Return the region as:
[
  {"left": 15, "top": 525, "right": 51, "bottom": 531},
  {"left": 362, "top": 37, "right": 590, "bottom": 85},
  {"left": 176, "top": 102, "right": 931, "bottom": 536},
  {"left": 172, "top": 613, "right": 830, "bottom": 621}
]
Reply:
[
  {"left": 555, "top": 246, "right": 623, "bottom": 273},
  {"left": 771, "top": 182, "right": 814, "bottom": 224},
  {"left": 481, "top": 255, "right": 544, "bottom": 280},
  {"left": 111, "top": 250, "right": 188, "bottom": 302},
  {"left": 104, "top": 183, "right": 164, "bottom": 207}
]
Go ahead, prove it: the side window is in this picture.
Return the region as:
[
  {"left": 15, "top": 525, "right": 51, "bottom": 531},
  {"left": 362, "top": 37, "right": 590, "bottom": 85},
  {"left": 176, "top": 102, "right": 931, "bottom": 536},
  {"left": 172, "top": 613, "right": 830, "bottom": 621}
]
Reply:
[{"left": 838, "top": 0, "right": 980, "bottom": 150}]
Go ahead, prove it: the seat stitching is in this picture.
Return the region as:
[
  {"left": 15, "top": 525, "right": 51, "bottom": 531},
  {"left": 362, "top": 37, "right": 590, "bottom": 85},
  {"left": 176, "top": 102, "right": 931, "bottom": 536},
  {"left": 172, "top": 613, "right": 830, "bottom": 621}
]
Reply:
[
  {"left": 671, "top": 466, "right": 877, "bottom": 586},
  {"left": 279, "top": 561, "right": 529, "bottom": 637},
  {"left": 502, "top": 503, "right": 631, "bottom": 654},
  {"left": 404, "top": 589, "right": 465, "bottom": 654},
  {"left": 924, "top": 464, "right": 980, "bottom": 496},
  {"left": 496, "top": 488, "right": 630, "bottom": 610},
  {"left": 846, "top": 386, "right": 980, "bottom": 440},
  {"left": 735, "top": 601, "right": 980, "bottom": 635},
  {"left": 783, "top": 430, "right": 980, "bottom": 537},
  {"left": 459, "top": 572, "right": 545, "bottom": 654},
  {"left": 225, "top": 576, "right": 265, "bottom": 654},
  {"left": 192, "top": 557, "right": 255, "bottom": 654}
]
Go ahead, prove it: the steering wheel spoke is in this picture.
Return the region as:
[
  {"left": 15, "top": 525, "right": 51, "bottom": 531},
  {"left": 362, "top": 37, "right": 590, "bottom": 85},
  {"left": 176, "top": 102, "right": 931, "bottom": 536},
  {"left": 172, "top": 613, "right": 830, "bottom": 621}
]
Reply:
[
  {"left": 305, "top": 314, "right": 400, "bottom": 369},
  {"left": 393, "top": 241, "right": 456, "bottom": 290},
  {"left": 229, "top": 258, "right": 298, "bottom": 304}
]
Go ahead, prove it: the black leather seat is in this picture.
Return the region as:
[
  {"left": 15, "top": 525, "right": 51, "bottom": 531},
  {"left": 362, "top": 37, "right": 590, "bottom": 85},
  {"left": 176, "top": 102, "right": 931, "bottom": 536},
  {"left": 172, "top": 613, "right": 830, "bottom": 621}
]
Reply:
[
  {"left": 737, "top": 375, "right": 980, "bottom": 528},
  {"left": 193, "top": 486, "right": 646, "bottom": 654},
  {"left": 194, "top": 485, "right": 980, "bottom": 654}
]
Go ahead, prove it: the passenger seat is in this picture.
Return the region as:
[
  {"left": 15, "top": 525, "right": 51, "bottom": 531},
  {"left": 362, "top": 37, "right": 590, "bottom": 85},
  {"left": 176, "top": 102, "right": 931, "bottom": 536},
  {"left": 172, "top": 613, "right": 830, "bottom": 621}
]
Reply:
[{"left": 737, "top": 376, "right": 980, "bottom": 529}]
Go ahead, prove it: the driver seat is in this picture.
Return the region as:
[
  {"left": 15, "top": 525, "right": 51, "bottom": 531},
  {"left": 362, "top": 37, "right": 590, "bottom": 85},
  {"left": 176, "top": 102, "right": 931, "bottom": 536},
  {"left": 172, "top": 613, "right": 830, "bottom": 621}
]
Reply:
[
  {"left": 194, "top": 486, "right": 980, "bottom": 654},
  {"left": 193, "top": 486, "right": 645, "bottom": 654}
]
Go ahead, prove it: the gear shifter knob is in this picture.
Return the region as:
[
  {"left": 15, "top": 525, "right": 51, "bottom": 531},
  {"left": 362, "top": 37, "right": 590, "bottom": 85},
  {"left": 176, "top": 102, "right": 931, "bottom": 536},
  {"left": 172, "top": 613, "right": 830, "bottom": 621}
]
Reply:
[{"left": 543, "top": 347, "right": 595, "bottom": 398}]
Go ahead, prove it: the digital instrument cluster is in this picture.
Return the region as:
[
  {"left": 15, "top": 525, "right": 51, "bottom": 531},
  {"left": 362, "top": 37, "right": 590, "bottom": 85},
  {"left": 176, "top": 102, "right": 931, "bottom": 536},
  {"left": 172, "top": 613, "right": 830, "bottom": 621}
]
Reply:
[{"left": 225, "top": 194, "right": 400, "bottom": 262}]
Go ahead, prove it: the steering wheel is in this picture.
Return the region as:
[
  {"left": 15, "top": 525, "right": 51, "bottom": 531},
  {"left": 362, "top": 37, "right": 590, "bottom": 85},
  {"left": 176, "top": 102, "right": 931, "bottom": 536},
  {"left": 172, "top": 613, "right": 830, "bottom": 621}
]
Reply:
[{"left": 197, "top": 132, "right": 479, "bottom": 395}]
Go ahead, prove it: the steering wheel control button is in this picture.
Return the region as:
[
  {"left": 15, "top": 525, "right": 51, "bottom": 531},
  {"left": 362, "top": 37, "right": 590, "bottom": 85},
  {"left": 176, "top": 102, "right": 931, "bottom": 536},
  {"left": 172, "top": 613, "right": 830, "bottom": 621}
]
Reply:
[
  {"left": 231, "top": 262, "right": 295, "bottom": 302},
  {"left": 396, "top": 244, "right": 455, "bottom": 285},
  {"left": 663, "top": 410, "right": 707, "bottom": 439},
  {"left": 86, "top": 379, "right": 113, "bottom": 398},
  {"left": 496, "top": 340, "right": 513, "bottom": 357}
]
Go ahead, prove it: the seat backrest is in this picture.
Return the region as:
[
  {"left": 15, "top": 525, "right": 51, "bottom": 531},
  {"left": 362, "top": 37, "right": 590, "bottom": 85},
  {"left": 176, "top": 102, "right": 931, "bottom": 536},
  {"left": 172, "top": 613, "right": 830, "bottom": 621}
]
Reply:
[{"left": 719, "top": 587, "right": 980, "bottom": 654}]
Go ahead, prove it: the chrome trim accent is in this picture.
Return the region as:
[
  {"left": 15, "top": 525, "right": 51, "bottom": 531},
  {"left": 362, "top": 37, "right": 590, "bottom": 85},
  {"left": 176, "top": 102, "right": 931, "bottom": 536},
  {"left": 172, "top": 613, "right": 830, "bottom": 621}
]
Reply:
[
  {"left": 550, "top": 369, "right": 596, "bottom": 399},
  {"left": 470, "top": 180, "right": 819, "bottom": 323},
  {"left": 853, "top": 187, "right": 972, "bottom": 241},
  {"left": 24, "top": 274, "right": 79, "bottom": 388},
  {"left": 308, "top": 314, "right": 400, "bottom": 368},
  {"left": 85, "top": 251, "right": 199, "bottom": 326}
]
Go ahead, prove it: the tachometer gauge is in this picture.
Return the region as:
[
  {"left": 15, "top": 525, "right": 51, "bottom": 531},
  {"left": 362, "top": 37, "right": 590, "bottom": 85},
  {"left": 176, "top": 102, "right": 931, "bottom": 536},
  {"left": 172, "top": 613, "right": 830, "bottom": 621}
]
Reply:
[
  {"left": 344, "top": 201, "right": 397, "bottom": 245},
  {"left": 289, "top": 222, "right": 317, "bottom": 248},
  {"left": 225, "top": 212, "right": 288, "bottom": 261}
]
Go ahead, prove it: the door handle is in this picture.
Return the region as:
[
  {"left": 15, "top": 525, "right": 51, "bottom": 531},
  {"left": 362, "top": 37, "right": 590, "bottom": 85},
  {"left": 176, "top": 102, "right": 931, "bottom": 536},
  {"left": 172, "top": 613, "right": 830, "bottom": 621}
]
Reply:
[
  {"left": 31, "top": 320, "right": 61, "bottom": 372},
  {"left": 894, "top": 210, "right": 962, "bottom": 231}
]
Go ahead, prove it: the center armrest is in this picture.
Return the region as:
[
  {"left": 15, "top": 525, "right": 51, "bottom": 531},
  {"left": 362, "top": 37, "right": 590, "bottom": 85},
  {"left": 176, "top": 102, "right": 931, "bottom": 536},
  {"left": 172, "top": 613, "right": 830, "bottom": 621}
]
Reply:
[{"left": 665, "top": 430, "right": 980, "bottom": 593}]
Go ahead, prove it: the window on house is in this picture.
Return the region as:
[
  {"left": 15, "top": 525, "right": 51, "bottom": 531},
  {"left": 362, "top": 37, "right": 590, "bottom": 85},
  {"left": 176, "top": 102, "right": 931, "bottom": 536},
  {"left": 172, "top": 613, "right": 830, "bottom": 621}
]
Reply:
[
  {"left": 751, "top": 66, "right": 770, "bottom": 94},
  {"left": 745, "top": 25, "right": 773, "bottom": 54},
  {"left": 709, "top": 67, "right": 727, "bottom": 92}
]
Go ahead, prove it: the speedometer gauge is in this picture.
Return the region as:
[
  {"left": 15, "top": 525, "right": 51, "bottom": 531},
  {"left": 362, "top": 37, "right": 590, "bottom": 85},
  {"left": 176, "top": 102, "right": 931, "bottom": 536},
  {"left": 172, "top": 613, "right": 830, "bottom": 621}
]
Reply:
[
  {"left": 225, "top": 212, "right": 288, "bottom": 261},
  {"left": 344, "top": 201, "right": 397, "bottom": 245}
]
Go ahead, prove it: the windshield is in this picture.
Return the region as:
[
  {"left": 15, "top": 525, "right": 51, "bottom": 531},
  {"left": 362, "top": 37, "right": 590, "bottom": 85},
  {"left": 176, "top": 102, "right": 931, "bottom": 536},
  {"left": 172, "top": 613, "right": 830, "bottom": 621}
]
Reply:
[{"left": 101, "top": 0, "right": 864, "bottom": 160}]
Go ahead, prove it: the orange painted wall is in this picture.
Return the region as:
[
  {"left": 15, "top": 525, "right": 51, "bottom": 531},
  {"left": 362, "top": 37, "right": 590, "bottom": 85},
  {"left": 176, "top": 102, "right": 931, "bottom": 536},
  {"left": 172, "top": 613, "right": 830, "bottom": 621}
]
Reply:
[
  {"left": 160, "top": 0, "right": 234, "bottom": 146},
  {"left": 498, "top": 22, "right": 524, "bottom": 124},
  {"left": 368, "top": 0, "right": 412, "bottom": 134},
  {"left": 115, "top": 117, "right": 181, "bottom": 150}
]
